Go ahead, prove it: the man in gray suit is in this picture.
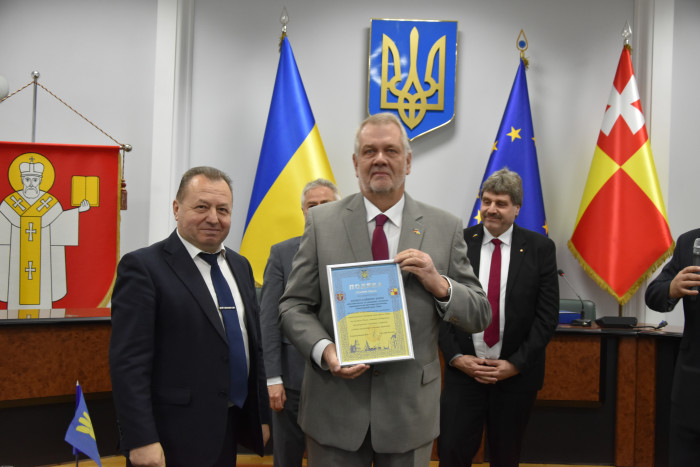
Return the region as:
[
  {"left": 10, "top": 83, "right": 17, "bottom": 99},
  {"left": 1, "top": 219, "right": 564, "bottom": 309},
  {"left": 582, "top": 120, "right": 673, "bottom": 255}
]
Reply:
[
  {"left": 279, "top": 113, "right": 491, "bottom": 466},
  {"left": 260, "top": 178, "right": 339, "bottom": 467}
]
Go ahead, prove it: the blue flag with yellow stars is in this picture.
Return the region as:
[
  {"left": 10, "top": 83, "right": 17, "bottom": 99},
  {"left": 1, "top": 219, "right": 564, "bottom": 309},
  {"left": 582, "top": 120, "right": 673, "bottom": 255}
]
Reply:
[
  {"left": 468, "top": 58, "right": 548, "bottom": 236},
  {"left": 65, "top": 382, "right": 102, "bottom": 466}
]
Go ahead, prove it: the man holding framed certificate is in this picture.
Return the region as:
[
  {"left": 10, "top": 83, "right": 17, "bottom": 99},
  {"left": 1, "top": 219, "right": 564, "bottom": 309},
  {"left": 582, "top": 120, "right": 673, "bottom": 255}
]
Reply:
[{"left": 279, "top": 113, "right": 491, "bottom": 466}]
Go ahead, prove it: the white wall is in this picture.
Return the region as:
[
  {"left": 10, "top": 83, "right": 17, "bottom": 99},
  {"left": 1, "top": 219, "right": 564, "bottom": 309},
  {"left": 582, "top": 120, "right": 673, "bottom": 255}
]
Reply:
[
  {"left": 0, "top": 0, "right": 157, "bottom": 255},
  {"left": 1, "top": 0, "right": 697, "bottom": 325}
]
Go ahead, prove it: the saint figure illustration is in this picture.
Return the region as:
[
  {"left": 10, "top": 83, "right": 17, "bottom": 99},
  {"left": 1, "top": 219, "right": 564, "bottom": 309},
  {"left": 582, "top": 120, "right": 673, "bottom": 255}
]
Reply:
[{"left": 0, "top": 153, "right": 90, "bottom": 309}]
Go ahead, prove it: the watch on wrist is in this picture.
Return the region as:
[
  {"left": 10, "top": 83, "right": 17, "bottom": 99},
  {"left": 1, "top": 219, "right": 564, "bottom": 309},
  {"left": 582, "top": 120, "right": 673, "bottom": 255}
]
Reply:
[{"left": 438, "top": 283, "right": 452, "bottom": 302}]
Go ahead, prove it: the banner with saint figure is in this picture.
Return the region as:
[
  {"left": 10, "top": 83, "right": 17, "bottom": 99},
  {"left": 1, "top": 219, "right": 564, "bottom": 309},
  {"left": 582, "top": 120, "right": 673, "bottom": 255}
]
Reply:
[{"left": 0, "top": 141, "right": 120, "bottom": 315}]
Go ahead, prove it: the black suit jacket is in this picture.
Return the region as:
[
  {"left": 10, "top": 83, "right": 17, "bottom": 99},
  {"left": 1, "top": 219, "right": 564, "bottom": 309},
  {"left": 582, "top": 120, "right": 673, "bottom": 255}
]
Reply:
[
  {"left": 109, "top": 230, "right": 270, "bottom": 465},
  {"left": 645, "top": 228, "right": 700, "bottom": 419},
  {"left": 439, "top": 223, "right": 559, "bottom": 391}
]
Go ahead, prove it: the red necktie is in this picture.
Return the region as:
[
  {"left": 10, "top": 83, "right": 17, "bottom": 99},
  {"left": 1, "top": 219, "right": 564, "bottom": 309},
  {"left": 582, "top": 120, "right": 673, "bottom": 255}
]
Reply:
[
  {"left": 484, "top": 238, "right": 502, "bottom": 347},
  {"left": 372, "top": 214, "right": 389, "bottom": 260}
]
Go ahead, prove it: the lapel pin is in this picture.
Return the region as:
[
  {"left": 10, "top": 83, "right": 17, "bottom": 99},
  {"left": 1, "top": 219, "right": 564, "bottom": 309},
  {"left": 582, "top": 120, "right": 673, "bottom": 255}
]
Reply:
[{"left": 413, "top": 229, "right": 422, "bottom": 235}]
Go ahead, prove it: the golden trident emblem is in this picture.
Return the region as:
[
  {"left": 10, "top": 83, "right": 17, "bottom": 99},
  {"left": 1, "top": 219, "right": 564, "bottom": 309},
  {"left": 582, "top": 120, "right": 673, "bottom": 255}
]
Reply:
[{"left": 381, "top": 27, "right": 446, "bottom": 129}]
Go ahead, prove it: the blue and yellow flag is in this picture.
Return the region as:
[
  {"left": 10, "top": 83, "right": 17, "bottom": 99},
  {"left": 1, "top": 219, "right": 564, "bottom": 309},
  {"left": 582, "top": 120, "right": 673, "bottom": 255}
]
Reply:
[
  {"left": 468, "top": 59, "right": 548, "bottom": 236},
  {"left": 240, "top": 36, "right": 335, "bottom": 285},
  {"left": 65, "top": 381, "right": 102, "bottom": 466}
]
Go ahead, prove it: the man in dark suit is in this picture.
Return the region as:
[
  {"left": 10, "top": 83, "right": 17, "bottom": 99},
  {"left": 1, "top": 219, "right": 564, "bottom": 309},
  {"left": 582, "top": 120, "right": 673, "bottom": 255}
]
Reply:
[
  {"left": 438, "top": 168, "right": 559, "bottom": 467},
  {"left": 110, "top": 166, "right": 270, "bottom": 467},
  {"left": 645, "top": 228, "right": 700, "bottom": 466},
  {"left": 279, "top": 113, "right": 491, "bottom": 466},
  {"left": 260, "top": 178, "right": 339, "bottom": 467}
]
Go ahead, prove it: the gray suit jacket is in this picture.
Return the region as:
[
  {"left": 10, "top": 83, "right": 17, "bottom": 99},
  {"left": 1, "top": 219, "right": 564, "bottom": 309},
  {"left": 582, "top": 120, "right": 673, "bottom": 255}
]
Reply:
[
  {"left": 260, "top": 236, "right": 305, "bottom": 391},
  {"left": 279, "top": 192, "right": 490, "bottom": 453}
]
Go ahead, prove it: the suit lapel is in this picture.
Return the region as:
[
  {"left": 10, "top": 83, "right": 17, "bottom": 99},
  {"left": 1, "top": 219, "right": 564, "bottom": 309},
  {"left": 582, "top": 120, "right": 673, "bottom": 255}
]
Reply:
[
  {"left": 225, "top": 250, "right": 256, "bottom": 319},
  {"left": 163, "top": 231, "right": 227, "bottom": 342},
  {"left": 397, "top": 194, "right": 425, "bottom": 281},
  {"left": 465, "top": 225, "right": 484, "bottom": 276},
  {"left": 343, "top": 194, "right": 372, "bottom": 262},
  {"left": 505, "top": 224, "right": 526, "bottom": 301}
]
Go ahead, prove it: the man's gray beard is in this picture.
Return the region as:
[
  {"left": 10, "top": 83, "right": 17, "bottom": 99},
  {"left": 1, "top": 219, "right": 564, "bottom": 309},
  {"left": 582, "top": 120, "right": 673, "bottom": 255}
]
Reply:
[{"left": 23, "top": 187, "right": 39, "bottom": 199}]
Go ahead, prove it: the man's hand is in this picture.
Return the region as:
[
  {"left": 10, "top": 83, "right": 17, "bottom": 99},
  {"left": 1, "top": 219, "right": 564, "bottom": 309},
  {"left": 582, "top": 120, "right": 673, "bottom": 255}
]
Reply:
[
  {"left": 669, "top": 266, "right": 700, "bottom": 299},
  {"left": 322, "top": 343, "right": 369, "bottom": 379},
  {"left": 268, "top": 384, "right": 286, "bottom": 412},
  {"left": 262, "top": 424, "right": 271, "bottom": 446},
  {"left": 129, "top": 442, "right": 165, "bottom": 467},
  {"left": 452, "top": 355, "right": 519, "bottom": 384},
  {"left": 394, "top": 249, "right": 449, "bottom": 298}
]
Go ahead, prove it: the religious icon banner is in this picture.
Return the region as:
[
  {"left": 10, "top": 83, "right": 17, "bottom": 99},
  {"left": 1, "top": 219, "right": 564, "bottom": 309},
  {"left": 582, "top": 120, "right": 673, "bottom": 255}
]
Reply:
[
  {"left": 0, "top": 141, "right": 120, "bottom": 315},
  {"left": 368, "top": 19, "right": 458, "bottom": 140}
]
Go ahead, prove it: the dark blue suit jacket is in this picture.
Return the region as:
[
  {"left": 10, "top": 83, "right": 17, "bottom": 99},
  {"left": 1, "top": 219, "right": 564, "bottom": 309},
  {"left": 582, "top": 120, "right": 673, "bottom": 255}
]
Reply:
[
  {"left": 439, "top": 223, "right": 559, "bottom": 391},
  {"left": 260, "top": 236, "right": 305, "bottom": 391},
  {"left": 109, "top": 230, "right": 269, "bottom": 465}
]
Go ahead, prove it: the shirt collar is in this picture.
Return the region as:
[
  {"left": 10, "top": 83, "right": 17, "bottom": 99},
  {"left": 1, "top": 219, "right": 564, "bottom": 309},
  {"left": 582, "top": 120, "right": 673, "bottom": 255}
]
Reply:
[
  {"left": 363, "top": 194, "right": 405, "bottom": 228},
  {"left": 176, "top": 230, "right": 226, "bottom": 260},
  {"left": 482, "top": 224, "right": 514, "bottom": 247}
]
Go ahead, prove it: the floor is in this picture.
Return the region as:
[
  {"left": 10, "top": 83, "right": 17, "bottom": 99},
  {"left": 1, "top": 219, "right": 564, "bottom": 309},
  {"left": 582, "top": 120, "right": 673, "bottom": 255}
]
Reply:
[{"left": 42, "top": 454, "right": 608, "bottom": 467}]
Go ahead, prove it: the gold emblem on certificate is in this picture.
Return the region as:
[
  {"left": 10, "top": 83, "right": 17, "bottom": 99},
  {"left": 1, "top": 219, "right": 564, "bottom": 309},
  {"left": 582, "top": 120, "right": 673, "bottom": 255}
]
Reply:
[{"left": 327, "top": 260, "right": 414, "bottom": 366}]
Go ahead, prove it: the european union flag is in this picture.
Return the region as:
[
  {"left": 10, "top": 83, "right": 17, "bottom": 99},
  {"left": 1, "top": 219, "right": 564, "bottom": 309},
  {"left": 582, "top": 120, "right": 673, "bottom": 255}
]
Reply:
[
  {"left": 65, "top": 382, "right": 102, "bottom": 466},
  {"left": 468, "top": 59, "right": 548, "bottom": 236}
]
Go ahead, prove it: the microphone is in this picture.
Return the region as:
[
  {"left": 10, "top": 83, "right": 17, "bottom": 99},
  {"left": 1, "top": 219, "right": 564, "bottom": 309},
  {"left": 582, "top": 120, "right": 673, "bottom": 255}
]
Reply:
[{"left": 558, "top": 268, "right": 585, "bottom": 317}]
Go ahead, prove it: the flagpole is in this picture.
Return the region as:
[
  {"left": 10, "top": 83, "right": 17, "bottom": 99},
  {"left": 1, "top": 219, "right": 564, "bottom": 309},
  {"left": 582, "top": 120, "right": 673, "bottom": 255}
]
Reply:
[
  {"left": 31, "top": 71, "right": 39, "bottom": 143},
  {"left": 74, "top": 381, "right": 80, "bottom": 467},
  {"left": 619, "top": 21, "right": 632, "bottom": 318},
  {"left": 279, "top": 6, "right": 288, "bottom": 50},
  {"left": 517, "top": 29, "right": 529, "bottom": 68}
]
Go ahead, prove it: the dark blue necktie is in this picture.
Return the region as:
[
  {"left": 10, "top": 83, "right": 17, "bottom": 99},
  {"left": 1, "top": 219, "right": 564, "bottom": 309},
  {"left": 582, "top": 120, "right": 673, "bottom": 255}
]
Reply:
[{"left": 199, "top": 252, "right": 248, "bottom": 407}]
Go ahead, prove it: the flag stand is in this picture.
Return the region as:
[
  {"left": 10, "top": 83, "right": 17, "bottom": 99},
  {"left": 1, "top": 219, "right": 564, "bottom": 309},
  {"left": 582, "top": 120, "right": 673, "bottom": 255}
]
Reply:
[{"left": 0, "top": 71, "right": 131, "bottom": 209}]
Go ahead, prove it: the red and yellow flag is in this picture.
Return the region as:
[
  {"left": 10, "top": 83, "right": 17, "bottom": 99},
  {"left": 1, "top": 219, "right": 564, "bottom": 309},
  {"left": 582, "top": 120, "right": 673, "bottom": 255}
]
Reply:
[{"left": 568, "top": 46, "right": 673, "bottom": 305}]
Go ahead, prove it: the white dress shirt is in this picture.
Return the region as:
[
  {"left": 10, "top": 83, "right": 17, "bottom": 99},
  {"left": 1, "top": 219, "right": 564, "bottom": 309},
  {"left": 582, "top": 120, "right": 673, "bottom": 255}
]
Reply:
[
  {"left": 472, "top": 225, "right": 513, "bottom": 359},
  {"left": 177, "top": 231, "right": 250, "bottom": 370}
]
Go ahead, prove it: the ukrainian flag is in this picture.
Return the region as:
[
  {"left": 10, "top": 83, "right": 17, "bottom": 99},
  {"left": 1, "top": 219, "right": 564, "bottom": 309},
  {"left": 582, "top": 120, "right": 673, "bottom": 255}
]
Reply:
[
  {"left": 240, "top": 36, "right": 335, "bottom": 285},
  {"left": 467, "top": 58, "right": 548, "bottom": 236}
]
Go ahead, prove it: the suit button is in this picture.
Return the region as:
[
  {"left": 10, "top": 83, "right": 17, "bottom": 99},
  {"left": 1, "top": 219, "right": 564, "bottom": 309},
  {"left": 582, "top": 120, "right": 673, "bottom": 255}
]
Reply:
[
  {"left": 218, "top": 391, "right": 228, "bottom": 399},
  {"left": 373, "top": 369, "right": 381, "bottom": 376},
  {"left": 223, "top": 355, "right": 229, "bottom": 363}
]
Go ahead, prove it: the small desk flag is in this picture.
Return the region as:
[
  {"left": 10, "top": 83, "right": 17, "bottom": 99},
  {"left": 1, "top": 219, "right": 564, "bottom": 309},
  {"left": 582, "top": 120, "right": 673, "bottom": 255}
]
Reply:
[
  {"left": 467, "top": 58, "right": 548, "bottom": 236},
  {"left": 65, "top": 381, "right": 102, "bottom": 466},
  {"left": 568, "top": 46, "right": 673, "bottom": 304}
]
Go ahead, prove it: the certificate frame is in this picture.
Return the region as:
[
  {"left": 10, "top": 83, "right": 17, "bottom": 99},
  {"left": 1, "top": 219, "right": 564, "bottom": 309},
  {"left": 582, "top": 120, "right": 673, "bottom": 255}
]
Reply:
[{"left": 327, "top": 260, "right": 414, "bottom": 366}]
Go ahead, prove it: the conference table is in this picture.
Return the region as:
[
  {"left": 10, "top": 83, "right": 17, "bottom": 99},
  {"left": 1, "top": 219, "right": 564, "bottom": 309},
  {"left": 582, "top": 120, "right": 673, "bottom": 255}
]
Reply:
[{"left": 0, "top": 311, "right": 683, "bottom": 466}]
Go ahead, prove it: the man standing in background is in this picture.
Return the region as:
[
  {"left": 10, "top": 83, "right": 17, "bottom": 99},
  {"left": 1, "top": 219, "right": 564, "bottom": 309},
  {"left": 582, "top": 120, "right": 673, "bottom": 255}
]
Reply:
[
  {"left": 439, "top": 168, "right": 559, "bottom": 467},
  {"left": 260, "top": 178, "right": 339, "bottom": 466}
]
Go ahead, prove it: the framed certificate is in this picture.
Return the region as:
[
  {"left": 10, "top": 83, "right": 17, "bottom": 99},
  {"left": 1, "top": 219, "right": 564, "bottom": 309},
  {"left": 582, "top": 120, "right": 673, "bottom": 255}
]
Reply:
[{"left": 327, "top": 260, "right": 414, "bottom": 366}]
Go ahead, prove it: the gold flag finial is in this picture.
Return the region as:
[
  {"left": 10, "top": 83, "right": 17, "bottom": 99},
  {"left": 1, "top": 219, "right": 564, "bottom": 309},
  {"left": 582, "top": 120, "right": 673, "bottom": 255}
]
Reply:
[
  {"left": 622, "top": 21, "right": 633, "bottom": 52},
  {"left": 517, "top": 29, "right": 529, "bottom": 69},
  {"left": 279, "top": 7, "right": 289, "bottom": 51}
]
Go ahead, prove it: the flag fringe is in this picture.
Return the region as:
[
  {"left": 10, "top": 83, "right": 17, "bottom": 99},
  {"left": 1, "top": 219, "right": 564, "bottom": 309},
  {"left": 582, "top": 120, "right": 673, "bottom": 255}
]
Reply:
[{"left": 567, "top": 240, "right": 675, "bottom": 306}]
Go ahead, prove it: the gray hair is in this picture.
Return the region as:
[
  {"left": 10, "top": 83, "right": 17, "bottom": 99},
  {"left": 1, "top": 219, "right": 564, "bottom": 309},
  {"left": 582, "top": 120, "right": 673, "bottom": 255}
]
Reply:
[
  {"left": 480, "top": 168, "right": 523, "bottom": 207},
  {"left": 354, "top": 113, "right": 411, "bottom": 157},
  {"left": 300, "top": 178, "right": 340, "bottom": 208},
  {"left": 176, "top": 166, "right": 233, "bottom": 202}
]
